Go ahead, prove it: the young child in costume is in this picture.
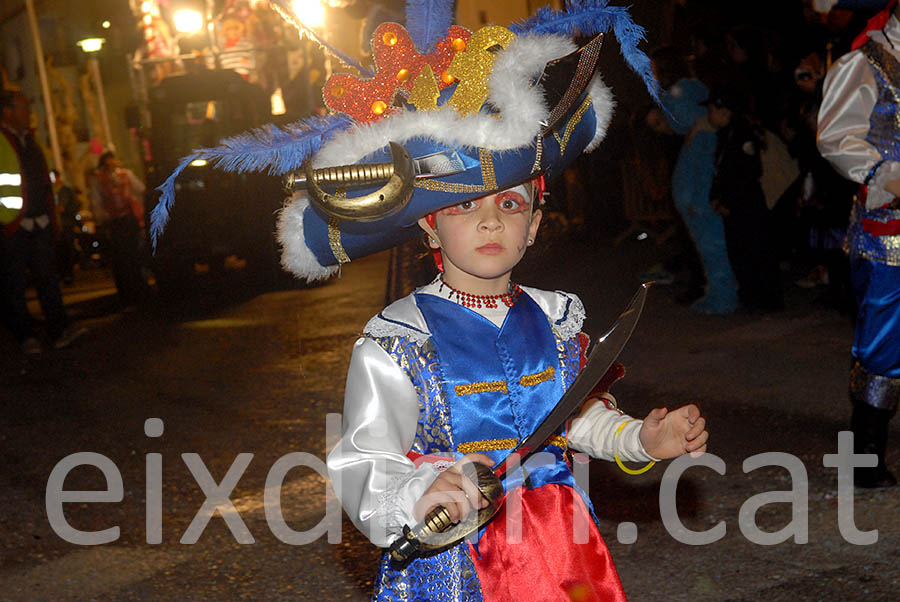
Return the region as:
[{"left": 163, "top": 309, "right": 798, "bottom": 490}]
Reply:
[
  {"left": 150, "top": 2, "right": 710, "bottom": 599},
  {"left": 818, "top": 0, "right": 900, "bottom": 488},
  {"left": 328, "top": 178, "right": 708, "bottom": 600}
]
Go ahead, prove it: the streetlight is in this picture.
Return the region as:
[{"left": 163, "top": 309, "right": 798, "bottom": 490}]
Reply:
[
  {"left": 173, "top": 9, "right": 204, "bottom": 34},
  {"left": 292, "top": 0, "right": 326, "bottom": 30},
  {"left": 77, "top": 37, "right": 115, "bottom": 152}
]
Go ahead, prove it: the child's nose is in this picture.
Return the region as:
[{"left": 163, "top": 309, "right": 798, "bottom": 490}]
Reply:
[{"left": 477, "top": 204, "right": 504, "bottom": 231}]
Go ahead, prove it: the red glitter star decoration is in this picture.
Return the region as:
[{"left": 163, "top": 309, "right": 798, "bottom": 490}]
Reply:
[{"left": 323, "top": 22, "right": 472, "bottom": 123}]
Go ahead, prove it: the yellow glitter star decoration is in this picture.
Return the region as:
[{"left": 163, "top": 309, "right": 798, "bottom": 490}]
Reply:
[
  {"left": 447, "top": 26, "right": 517, "bottom": 116},
  {"left": 408, "top": 64, "right": 441, "bottom": 111}
]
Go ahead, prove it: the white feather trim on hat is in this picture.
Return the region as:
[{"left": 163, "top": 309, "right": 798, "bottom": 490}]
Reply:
[
  {"left": 313, "top": 34, "right": 610, "bottom": 169},
  {"left": 585, "top": 76, "right": 615, "bottom": 152},
  {"left": 276, "top": 193, "right": 340, "bottom": 281}
]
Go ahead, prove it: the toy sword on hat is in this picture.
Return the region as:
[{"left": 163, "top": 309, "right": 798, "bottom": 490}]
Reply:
[{"left": 388, "top": 282, "right": 650, "bottom": 569}]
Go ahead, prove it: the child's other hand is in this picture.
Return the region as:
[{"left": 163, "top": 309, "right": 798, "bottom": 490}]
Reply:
[
  {"left": 638, "top": 404, "right": 708, "bottom": 459},
  {"left": 414, "top": 453, "right": 493, "bottom": 524}
]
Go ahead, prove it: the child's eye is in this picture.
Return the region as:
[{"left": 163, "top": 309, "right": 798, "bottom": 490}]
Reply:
[
  {"left": 496, "top": 193, "right": 526, "bottom": 212},
  {"left": 442, "top": 200, "right": 478, "bottom": 215}
]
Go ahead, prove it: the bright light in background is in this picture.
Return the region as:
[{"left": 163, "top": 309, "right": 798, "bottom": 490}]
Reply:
[
  {"left": 271, "top": 88, "right": 286, "bottom": 116},
  {"left": 190, "top": 159, "right": 208, "bottom": 167},
  {"left": 76, "top": 38, "right": 105, "bottom": 53},
  {"left": 292, "top": 0, "right": 326, "bottom": 29},
  {"left": 173, "top": 9, "right": 204, "bottom": 34},
  {"left": 101, "top": 20, "right": 111, "bottom": 29}
]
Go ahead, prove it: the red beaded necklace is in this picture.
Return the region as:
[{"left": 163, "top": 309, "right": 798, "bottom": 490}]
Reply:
[{"left": 438, "top": 277, "right": 521, "bottom": 308}]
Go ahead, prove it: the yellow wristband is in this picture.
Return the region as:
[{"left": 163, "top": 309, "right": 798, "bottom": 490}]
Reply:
[{"left": 613, "top": 420, "right": 656, "bottom": 475}]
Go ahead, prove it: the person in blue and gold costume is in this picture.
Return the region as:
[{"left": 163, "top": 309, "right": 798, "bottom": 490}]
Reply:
[
  {"left": 818, "top": 0, "right": 900, "bottom": 488},
  {"left": 152, "top": 2, "right": 709, "bottom": 599}
]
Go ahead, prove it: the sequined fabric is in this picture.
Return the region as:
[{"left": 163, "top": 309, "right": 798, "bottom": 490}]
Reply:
[
  {"left": 556, "top": 334, "right": 582, "bottom": 390},
  {"left": 372, "top": 541, "right": 484, "bottom": 602},
  {"left": 847, "top": 42, "right": 900, "bottom": 266},
  {"left": 850, "top": 360, "right": 900, "bottom": 411},
  {"left": 373, "top": 335, "right": 455, "bottom": 454}
]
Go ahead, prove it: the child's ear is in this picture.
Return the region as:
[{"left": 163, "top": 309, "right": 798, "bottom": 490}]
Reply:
[
  {"left": 528, "top": 209, "right": 542, "bottom": 243},
  {"left": 417, "top": 217, "right": 441, "bottom": 248}
]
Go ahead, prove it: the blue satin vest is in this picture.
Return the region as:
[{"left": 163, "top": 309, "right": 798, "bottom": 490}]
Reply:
[
  {"left": 850, "top": 41, "right": 900, "bottom": 266},
  {"left": 415, "top": 291, "right": 566, "bottom": 465}
]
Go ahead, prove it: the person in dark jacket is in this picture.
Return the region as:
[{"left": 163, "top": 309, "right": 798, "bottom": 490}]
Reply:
[
  {"left": 708, "top": 89, "right": 785, "bottom": 311},
  {"left": 0, "top": 90, "right": 85, "bottom": 354}
]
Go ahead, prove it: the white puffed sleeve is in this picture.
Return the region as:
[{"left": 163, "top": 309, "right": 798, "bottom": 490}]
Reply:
[
  {"left": 817, "top": 49, "right": 900, "bottom": 209},
  {"left": 326, "top": 337, "right": 440, "bottom": 547},
  {"left": 567, "top": 393, "right": 659, "bottom": 462}
]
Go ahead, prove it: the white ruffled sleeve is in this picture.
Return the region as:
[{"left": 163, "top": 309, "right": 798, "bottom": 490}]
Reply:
[
  {"left": 817, "top": 49, "right": 900, "bottom": 209},
  {"left": 566, "top": 393, "right": 659, "bottom": 463},
  {"left": 327, "top": 337, "right": 439, "bottom": 547}
]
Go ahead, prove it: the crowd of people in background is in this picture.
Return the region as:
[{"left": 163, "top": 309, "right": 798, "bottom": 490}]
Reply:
[
  {"left": 0, "top": 1, "right": 888, "bottom": 352},
  {"left": 1, "top": 89, "right": 152, "bottom": 355},
  {"left": 624, "top": 0, "right": 867, "bottom": 316}
]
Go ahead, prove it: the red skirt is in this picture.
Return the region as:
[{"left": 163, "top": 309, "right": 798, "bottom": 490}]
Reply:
[{"left": 471, "top": 484, "right": 627, "bottom": 602}]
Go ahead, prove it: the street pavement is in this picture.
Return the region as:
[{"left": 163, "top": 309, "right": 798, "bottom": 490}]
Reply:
[{"left": 0, "top": 235, "right": 897, "bottom": 602}]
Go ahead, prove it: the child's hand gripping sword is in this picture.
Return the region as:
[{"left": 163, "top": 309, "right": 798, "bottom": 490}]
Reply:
[{"left": 388, "top": 283, "right": 650, "bottom": 569}]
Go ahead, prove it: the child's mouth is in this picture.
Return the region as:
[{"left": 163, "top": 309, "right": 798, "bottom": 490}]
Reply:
[{"left": 476, "top": 242, "right": 504, "bottom": 254}]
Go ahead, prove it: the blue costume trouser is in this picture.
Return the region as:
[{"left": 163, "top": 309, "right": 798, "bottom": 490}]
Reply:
[
  {"left": 849, "top": 257, "right": 900, "bottom": 411},
  {"left": 672, "top": 130, "right": 738, "bottom": 314},
  {"left": 683, "top": 206, "right": 739, "bottom": 314}
]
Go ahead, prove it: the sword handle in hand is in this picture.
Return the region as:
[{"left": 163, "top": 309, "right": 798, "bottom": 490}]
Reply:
[
  {"left": 388, "top": 504, "right": 455, "bottom": 569},
  {"left": 388, "top": 462, "right": 503, "bottom": 569}
]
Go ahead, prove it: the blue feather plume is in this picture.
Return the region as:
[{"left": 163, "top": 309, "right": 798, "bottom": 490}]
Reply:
[
  {"left": 150, "top": 113, "right": 354, "bottom": 247},
  {"left": 510, "top": 0, "right": 663, "bottom": 105},
  {"left": 405, "top": 0, "right": 454, "bottom": 52},
  {"left": 270, "top": 0, "right": 374, "bottom": 77}
]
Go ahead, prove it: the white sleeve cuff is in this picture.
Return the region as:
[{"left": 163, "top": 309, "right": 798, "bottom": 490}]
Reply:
[
  {"left": 567, "top": 397, "right": 658, "bottom": 462},
  {"left": 868, "top": 160, "right": 900, "bottom": 209}
]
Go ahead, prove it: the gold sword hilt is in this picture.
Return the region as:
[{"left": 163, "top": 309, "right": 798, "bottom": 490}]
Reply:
[
  {"left": 388, "top": 461, "right": 504, "bottom": 569},
  {"left": 284, "top": 161, "right": 397, "bottom": 191}
]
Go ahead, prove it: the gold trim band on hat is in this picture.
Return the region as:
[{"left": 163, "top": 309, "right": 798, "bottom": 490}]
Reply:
[
  {"left": 414, "top": 180, "right": 492, "bottom": 193},
  {"left": 327, "top": 216, "right": 351, "bottom": 264},
  {"left": 531, "top": 135, "right": 544, "bottom": 174},
  {"left": 553, "top": 95, "right": 592, "bottom": 156},
  {"left": 413, "top": 148, "right": 497, "bottom": 194},
  {"left": 479, "top": 148, "right": 497, "bottom": 189}
]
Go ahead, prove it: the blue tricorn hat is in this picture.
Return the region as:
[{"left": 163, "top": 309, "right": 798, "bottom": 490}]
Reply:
[{"left": 151, "top": 1, "right": 663, "bottom": 282}]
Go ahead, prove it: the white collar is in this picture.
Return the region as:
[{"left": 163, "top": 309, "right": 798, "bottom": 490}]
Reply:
[{"left": 871, "top": 14, "right": 900, "bottom": 49}]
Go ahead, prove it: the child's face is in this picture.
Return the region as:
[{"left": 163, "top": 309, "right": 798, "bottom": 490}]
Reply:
[{"left": 418, "top": 184, "right": 542, "bottom": 289}]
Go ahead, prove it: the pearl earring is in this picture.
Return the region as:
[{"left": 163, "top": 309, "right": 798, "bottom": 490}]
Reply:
[{"left": 527, "top": 238, "right": 534, "bottom": 245}]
